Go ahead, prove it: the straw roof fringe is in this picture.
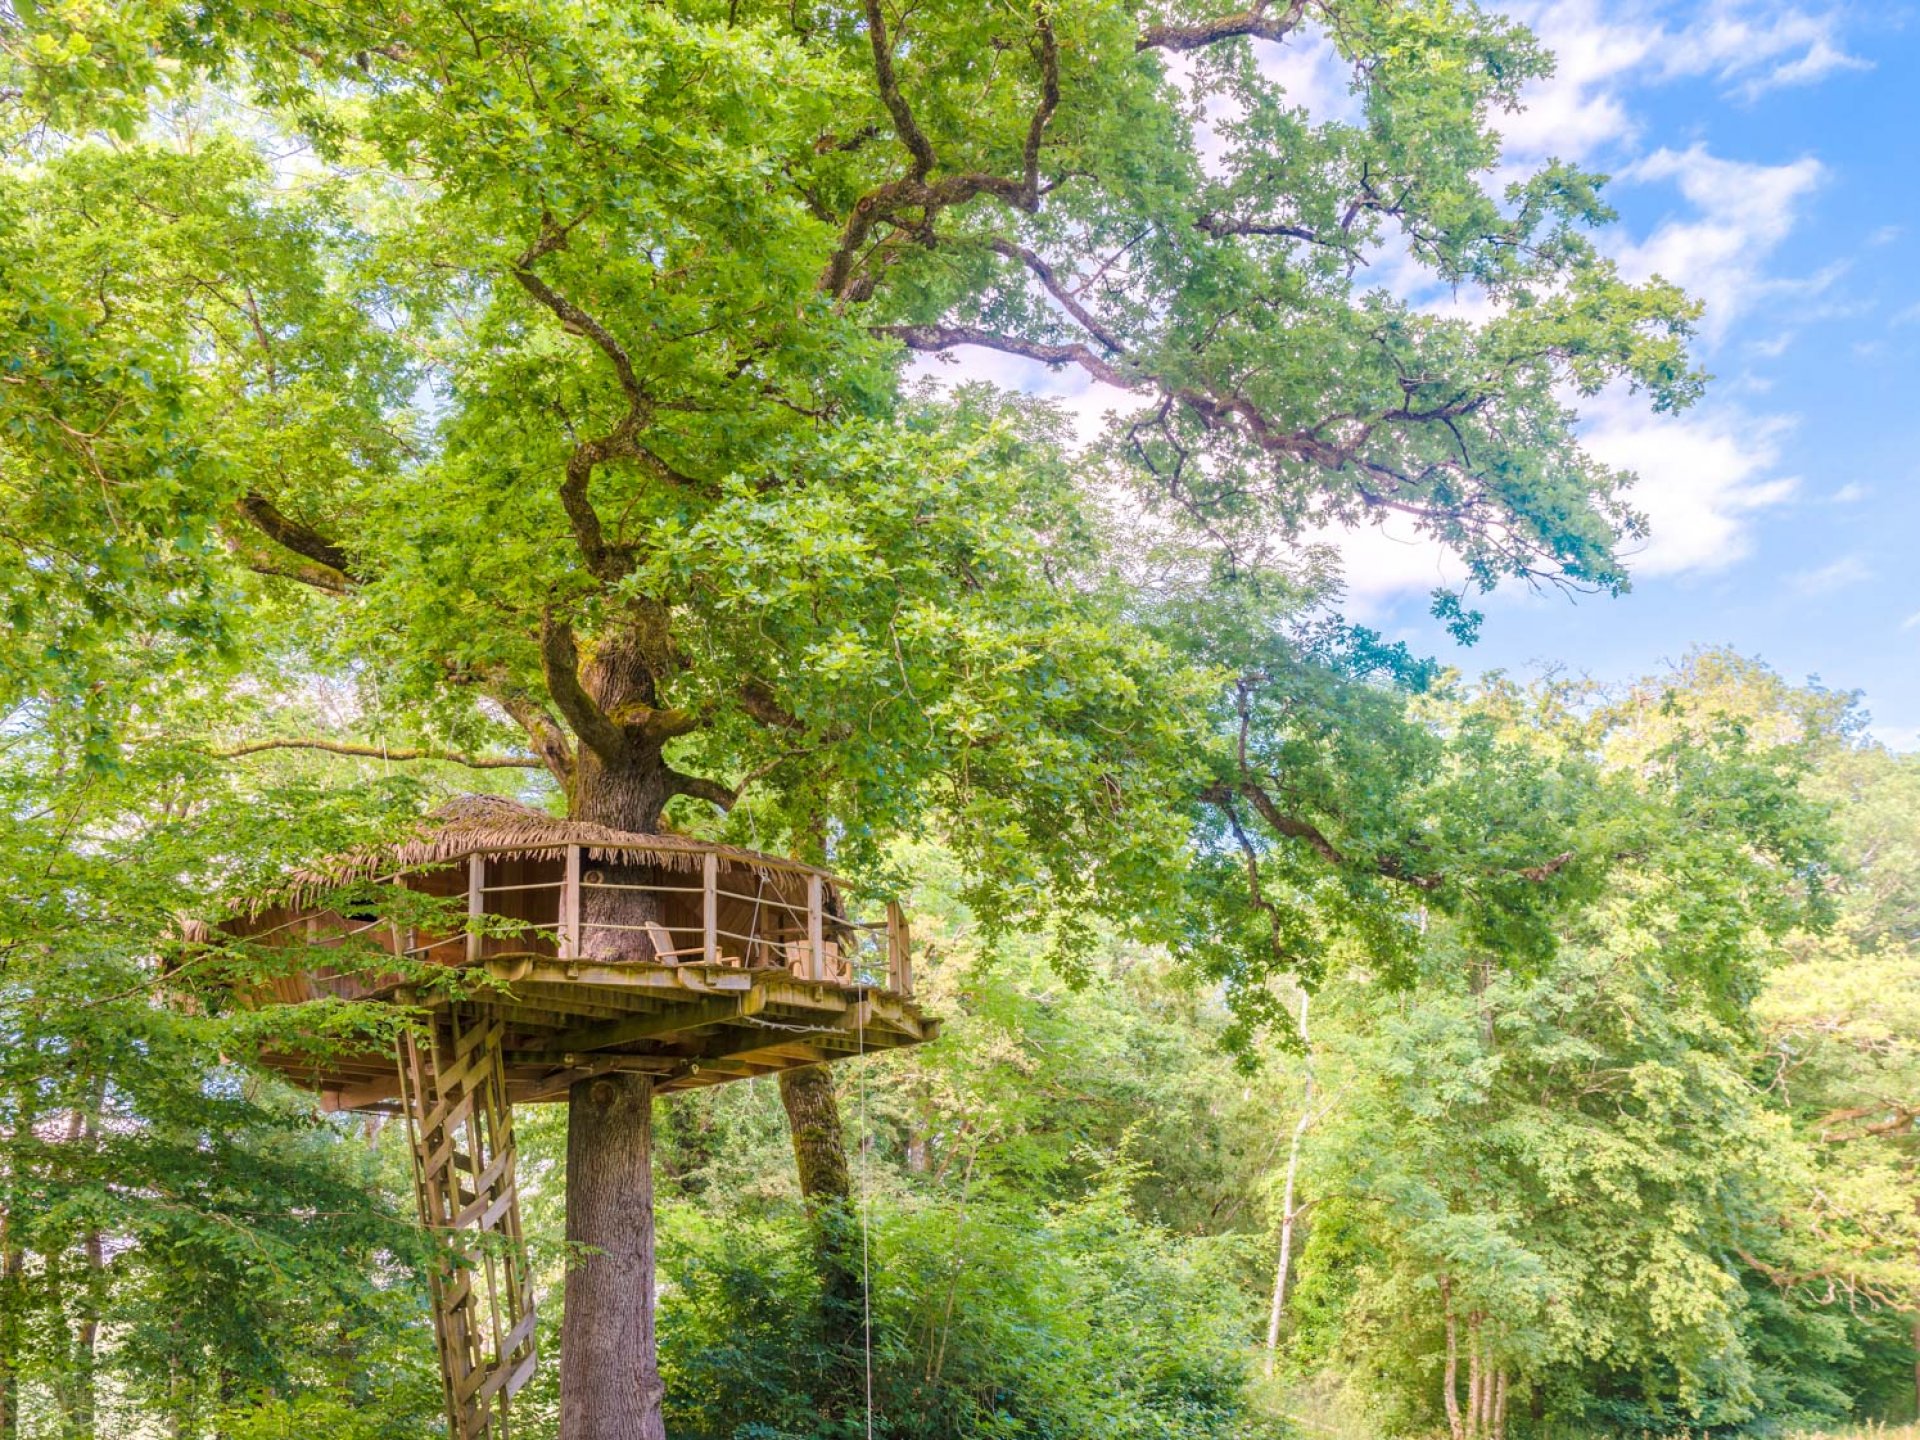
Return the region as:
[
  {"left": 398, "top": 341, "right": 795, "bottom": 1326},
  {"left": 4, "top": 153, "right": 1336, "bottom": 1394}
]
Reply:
[{"left": 271, "top": 794, "right": 838, "bottom": 911}]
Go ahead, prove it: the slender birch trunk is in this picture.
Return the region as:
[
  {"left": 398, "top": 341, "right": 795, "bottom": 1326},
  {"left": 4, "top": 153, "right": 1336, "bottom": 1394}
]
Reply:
[
  {"left": 1263, "top": 990, "right": 1313, "bottom": 1378},
  {"left": 1441, "top": 1275, "right": 1463, "bottom": 1440}
]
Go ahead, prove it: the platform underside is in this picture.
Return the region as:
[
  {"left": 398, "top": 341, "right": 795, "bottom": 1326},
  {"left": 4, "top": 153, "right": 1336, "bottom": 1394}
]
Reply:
[{"left": 260, "top": 957, "right": 937, "bottom": 1111}]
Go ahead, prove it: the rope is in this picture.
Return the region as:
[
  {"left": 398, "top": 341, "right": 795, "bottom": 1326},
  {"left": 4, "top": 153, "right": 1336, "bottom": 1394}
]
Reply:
[{"left": 858, "top": 977, "right": 875, "bottom": 1440}]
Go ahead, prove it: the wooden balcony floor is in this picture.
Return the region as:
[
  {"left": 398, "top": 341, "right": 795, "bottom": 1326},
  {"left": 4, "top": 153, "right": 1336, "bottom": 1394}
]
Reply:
[{"left": 259, "top": 956, "right": 937, "bottom": 1112}]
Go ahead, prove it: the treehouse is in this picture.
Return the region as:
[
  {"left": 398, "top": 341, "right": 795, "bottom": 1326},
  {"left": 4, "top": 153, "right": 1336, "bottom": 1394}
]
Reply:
[{"left": 194, "top": 794, "right": 934, "bottom": 1440}]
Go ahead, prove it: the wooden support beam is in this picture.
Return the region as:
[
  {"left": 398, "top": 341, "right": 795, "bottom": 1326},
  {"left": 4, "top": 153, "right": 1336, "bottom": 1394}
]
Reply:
[
  {"left": 519, "top": 988, "right": 768, "bottom": 1064},
  {"left": 322, "top": 1074, "right": 405, "bottom": 1111}
]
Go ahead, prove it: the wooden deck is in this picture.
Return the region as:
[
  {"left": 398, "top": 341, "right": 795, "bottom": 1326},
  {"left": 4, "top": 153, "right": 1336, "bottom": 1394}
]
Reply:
[{"left": 264, "top": 955, "right": 937, "bottom": 1111}]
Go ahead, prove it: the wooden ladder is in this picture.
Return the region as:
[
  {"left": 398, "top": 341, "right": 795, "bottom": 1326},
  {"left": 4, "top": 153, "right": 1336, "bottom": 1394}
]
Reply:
[{"left": 398, "top": 1007, "right": 538, "bottom": 1439}]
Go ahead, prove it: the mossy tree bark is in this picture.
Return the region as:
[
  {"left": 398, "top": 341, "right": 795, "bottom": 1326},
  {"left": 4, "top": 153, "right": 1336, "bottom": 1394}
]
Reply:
[
  {"left": 561, "top": 1072, "right": 664, "bottom": 1440},
  {"left": 549, "top": 632, "right": 718, "bottom": 1440},
  {"left": 778, "top": 1064, "right": 866, "bottom": 1411}
]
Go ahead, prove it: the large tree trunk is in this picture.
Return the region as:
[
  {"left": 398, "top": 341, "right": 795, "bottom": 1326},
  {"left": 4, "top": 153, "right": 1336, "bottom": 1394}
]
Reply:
[
  {"left": 561, "top": 1072, "right": 665, "bottom": 1440},
  {"left": 570, "top": 745, "right": 675, "bottom": 963},
  {"left": 557, "top": 643, "right": 677, "bottom": 1440},
  {"left": 777, "top": 1065, "right": 866, "bottom": 1408}
]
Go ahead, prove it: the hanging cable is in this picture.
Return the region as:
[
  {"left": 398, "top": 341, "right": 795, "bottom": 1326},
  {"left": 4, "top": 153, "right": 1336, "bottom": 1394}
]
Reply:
[{"left": 859, "top": 976, "right": 875, "bottom": 1440}]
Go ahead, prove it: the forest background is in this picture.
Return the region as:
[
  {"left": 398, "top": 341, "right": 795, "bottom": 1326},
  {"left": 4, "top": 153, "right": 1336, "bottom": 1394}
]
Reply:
[{"left": 2, "top": 1, "right": 1918, "bottom": 1438}]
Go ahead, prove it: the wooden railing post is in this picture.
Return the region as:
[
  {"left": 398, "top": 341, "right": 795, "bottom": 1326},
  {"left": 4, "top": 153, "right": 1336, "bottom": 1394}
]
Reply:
[
  {"left": 467, "top": 855, "right": 486, "bottom": 963},
  {"left": 807, "top": 874, "right": 824, "bottom": 983},
  {"left": 702, "top": 852, "right": 718, "bottom": 966},
  {"left": 562, "top": 845, "right": 581, "bottom": 960},
  {"left": 887, "top": 901, "right": 911, "bottom": 997}
]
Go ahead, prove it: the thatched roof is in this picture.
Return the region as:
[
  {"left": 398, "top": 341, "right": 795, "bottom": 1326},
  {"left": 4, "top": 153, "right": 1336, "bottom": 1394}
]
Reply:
[{"left": 271, "top": 794, "right": 835, "bottom": 909}]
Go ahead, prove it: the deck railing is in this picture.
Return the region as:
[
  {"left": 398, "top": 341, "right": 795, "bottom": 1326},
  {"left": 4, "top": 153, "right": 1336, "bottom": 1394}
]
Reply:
[{"left": 266, "top": 844, "right": 913, "bottom": 999}]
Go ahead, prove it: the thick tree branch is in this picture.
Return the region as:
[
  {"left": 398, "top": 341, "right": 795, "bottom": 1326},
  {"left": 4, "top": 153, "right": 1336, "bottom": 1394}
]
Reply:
[
  {"left": 1205, "top": 778, "right": 1365, "bottom": 877},
  {"left": 823, "top": 4, "right": 1058, "bottom": 298},
  {"left": 1138, "top": 0, "right": 1310, "bottom": 52},
  {"left": 221, "top": 534, "right": 353, "bottom": 596},
  {"left": 863, "top": 0, "right": 937, "bottom": 181},
  {"left": 212, "top": 739, "right": 544, "bottom": 769},
  {"left": 234, "top": 492, "right": 358, "bottom": 585},
  {"left": 539, "top": 611, "right": 628, "bottom": 763},
  {"left": 669, "top": 770, "right": 738, "bottom": 812},
  {"left": 740, "top": 678, "right": 805, "bottom": 733},
  {"left": 489, "top": 681, "right": 578, "bottom": 786}
]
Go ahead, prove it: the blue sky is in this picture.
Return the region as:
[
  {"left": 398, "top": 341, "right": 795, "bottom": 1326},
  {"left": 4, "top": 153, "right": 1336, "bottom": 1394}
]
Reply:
[
  {"left": 939, "top": 1, "right": 1920, "bottom": 745},
  {"left": 1321, "top": 0, "right": 1920, "bottom": 746}
]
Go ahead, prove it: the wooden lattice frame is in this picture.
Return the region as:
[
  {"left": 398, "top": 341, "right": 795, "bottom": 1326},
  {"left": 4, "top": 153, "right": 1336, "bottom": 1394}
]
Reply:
[{"left": 398, "top": 1008, "right": 538, "bottom": 1439}]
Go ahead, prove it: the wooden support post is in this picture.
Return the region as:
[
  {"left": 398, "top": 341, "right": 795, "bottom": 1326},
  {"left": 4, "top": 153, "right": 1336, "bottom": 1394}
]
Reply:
[
  {"left": 562, "top": 845, "right": 582, "bottom": 961},
  {"left": 702, "top": 852, "right": 718, "bottom": 966},
  {"left": 467, "top": 856, "right": 486, "bottom": 964},
  {"left": 807, "top": 874, "right": 824, "bottom": 983},
  {"left": 887, "top": 901, "right": 911, "bottom": 997}
]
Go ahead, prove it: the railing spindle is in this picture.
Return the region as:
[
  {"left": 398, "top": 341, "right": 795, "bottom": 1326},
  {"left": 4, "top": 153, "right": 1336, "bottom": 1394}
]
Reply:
[
  {"left": 467, "top": 856, "right": 485, "bottom": 963},
  {"left": 703, "top": 853, "right": 718, "bottom": 965},
  {"left": 807, "top": 874, "right": 824, "bottom": 983},
  {"left": 887, "top": 901, "right": 912, "bottom": 997},
  {"left": 562, "top": 845, "right": 581, "bottom": 960}
]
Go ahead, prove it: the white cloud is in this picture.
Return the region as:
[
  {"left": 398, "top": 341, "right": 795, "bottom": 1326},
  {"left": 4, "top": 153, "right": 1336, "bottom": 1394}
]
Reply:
[
  {"left": 1830, "top": 482, "right": 1868, "bottom": 504},
  {"left": 1324, "top": 389, "right": 1796, "bottom": 610},
  {"left": 1581, "top": 389, "right": 1797, "bottom": 576},
  {"left": 907, "top": 349, "right": 1142, "bottom": 450},
  {"left": 1612, "top": 145, "right": 1824, "bottom": 339},
  {"left": 1870, "top": 724, "right": 1920, "bottom": 752},
  {"left": 1900, "top": 611, "right": 1920, "bottom": 632},
  {"left": 1727, "top": 32, "right": 1872, "bottom": 97},
  {"left": 1494, "top": 0, "right": 1867, "bottom": 170},
  {"left": 1327, "top": 518, "right": 1469, "bottom": 614},
  {"left": 1788, "top": 553, "right": 1873, "bottom": 596},
  {"left": 1251, "top": 31, "right": 1364, "bottom": 126}
]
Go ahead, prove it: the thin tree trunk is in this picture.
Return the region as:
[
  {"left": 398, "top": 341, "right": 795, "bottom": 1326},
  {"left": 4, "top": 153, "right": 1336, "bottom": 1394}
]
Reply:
[
  {"left": 1466, "top": 1317, "right": 1483, "bottom": 1440},
  {"left": 560, "top": 1072, "right": 664, "bottom": 1440},
  {"left": 1264, "top": 990, "right": 1313, "bottom": 1378},
  {"left": 52, "top": 1081, "right": 105, "bottom": 1440},
  {"left": 68, "top": 1229, "right": 103, "bottom": 1440},
  {"left": 778, "top": 1065, "right": 865, "bottom": 1407},
  {"left": 1493, "top": 1368, "right": 1509, "bottom": 1440},
  {"left": 0, "top": 1075, "right": 37, "bottom": 1440},
  {"left": 1441, "top": 1276, "right": 1463, "bottom": 1440},
  {"left": 0, "top": 1216, "right": 20, "bottom": 1439}
]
